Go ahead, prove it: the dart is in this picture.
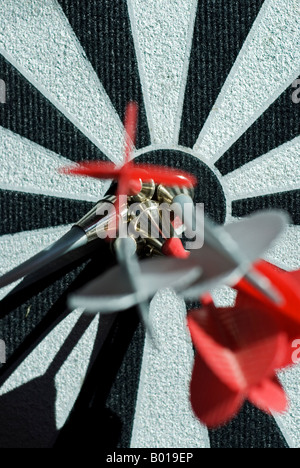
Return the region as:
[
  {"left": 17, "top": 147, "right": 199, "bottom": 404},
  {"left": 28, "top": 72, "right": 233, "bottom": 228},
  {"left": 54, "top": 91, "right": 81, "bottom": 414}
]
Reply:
[
  {"left": 128, "top": 200, "right": 190, "bottom": 259},
  {"left": 182, "top": 210, "right": 288, "bottom": 301},
  {"left": 165, "top": 188, "right": 286, "bottom": 304},
  {"left": 235, "top": 261, "right": 300, "bottom": 326},
  {"left": 99, "top": 103, "right": 194, "bottom": 335},
  {"left": 188, "top": 301, "right": 289, "bottom": 428},
  {"left": 113, "top": 237, "right": 156, "bottom": 339},
  {"left": 0, "top": 103, "right": 196, "bottom": 292},
  {"left": 187, "top": 261, "right": 300, "bottom": 428},
  {"left": 68, "top": 255, "right": 202, "bottom": 313},
  {"left": 60, "top": 102, "right": 197, "bottom": 239},
  {"left": 68, "top": 210, "right": 287, "bottom": 315},
  {"left": 64, "top": 102, "right": 195, "bottom": 335},
  {"left": 0, "top": 194, "right": 122, "bottom": 291}
]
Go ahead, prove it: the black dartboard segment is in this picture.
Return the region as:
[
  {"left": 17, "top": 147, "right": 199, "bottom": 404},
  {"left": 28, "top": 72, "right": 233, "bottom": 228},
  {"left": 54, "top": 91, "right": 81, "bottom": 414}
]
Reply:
[
  {"left": 216, "top": 80, "right": 300, "bottom": 175},
  {"left": 0, "top": 190, "right": 94, "bottom": 235},
  {"left": 179, "top": 0, "right": 265, "bottom": 148},
  {"left": 209, "top": 402, "right": 289, "bottom": 449},
  {"left": 0, "top": 0, "right": 299, "bottom": 449},
  {"left": 232, "top": 190, "right": 300, "bottom": 225},
  {"left": 57, "top": 0, "right": 151, "bottom": 150},
  {"left": 0, "top": 55, "right": 107, "bottom": 163}
]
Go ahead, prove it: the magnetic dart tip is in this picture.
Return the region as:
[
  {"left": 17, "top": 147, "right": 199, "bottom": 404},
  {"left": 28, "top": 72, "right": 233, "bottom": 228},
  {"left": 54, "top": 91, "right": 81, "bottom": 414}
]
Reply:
[{"left": 129, "top": 179, "right": 156, "bottom": 203}]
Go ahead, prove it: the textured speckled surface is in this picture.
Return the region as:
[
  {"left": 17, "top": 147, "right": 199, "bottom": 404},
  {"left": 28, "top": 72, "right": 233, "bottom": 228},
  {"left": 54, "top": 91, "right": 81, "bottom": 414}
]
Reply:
[
  {"left": 223, "top": 137, "right": 300, "bottom": 201},
  {"left": 194, "top": 0, "right": 300, "bottom": 163},
  {"left": 0, "top": 127, "right": 105, "bottom": 201},
  {"left": 0, "top": 309, "right": 112, "bottom": 447},
  {"left": 131, "top": 289, "right": 210, "bottom": 448},
  {"left": 264, "top": 226, "right": 300, "bottom": 271},
  {"left": 276, "top": 364, "right": 300, "bottom": 448},
  {"left": 128, "top": 0, "right": 198, "bottom": 144},
  {"left": 0, "top": 0, "right": 125, "bottom": 163},
  {"left": 0, "top": 225, "right": 71, "bottom": 300},
  {"left": 0, "top": 0, "right": 299, "bottom": 449}
]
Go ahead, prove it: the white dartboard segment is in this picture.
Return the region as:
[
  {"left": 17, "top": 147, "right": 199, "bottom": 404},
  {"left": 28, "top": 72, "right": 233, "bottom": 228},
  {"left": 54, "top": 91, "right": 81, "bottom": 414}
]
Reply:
[
  {"left": 0, "top": 0, "right": 125, "bottom": 163},
  {"left": 194, "top": 0, "right": 300, "bottom": 164},
  {"left": 0, "top": 225, "right": 72, "bottom": 300},
  {"left": 131, "top": 289, "right": 210, "bottom": 448},
  {"left": 127, "top": 0, "right": 198, "bottom": 145},
  {"left": 264, "top": 225, "right": 300, "bottom": 272},
  {"left": 274, "top": 365, "right": 300, "bottom": 449},
  {"left": 0, "top": 127, "right": 106, "bottom": 202}
]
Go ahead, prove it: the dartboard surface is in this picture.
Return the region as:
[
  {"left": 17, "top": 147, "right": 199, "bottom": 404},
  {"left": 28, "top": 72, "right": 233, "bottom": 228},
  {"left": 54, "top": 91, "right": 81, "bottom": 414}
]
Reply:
[{"left": 0, "top": 0, "right": 299, "bottom": 449}]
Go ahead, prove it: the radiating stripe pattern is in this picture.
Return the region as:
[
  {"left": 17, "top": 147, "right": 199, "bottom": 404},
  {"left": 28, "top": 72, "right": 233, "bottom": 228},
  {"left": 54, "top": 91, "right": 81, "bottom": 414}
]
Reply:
[
  {"left": 0, "top": 225, "right": 72, "bottom": 300},
  {"left": 223, "top": 137, "right": 300, "bottom": 202},
  {"left": 194, "top": 0, "right": 300, "bottom": 164},
  {"left": 264, "top": 226, "right": 300, "bottom": 271},
  {"left": 0, "top": 0, "right": 125, "bottom": 163},
  {"left": 0, "top": 308, "right": 101, "bottom": 446},
  {"left": 54, "top": 313, "right": 100, "bottom": 430},
  {"left": 127, "top": 0, "right": 198, "bottom": 145},
  {"left": 0, "top": 0, "right": 299, "bottom": 449},
  {"left": 0, "top": 127, "right": 106, "bottom": 202}
]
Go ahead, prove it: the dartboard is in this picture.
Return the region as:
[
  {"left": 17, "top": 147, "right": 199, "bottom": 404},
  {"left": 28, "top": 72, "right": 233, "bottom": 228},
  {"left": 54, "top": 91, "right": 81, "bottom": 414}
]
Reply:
[{"left": 0, "top": 0, "right": 299, "bottom": 449}]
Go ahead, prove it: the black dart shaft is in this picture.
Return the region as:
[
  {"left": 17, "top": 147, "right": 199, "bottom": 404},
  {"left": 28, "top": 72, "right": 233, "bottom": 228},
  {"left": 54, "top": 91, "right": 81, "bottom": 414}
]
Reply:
[{"left": 0, "top": 194, "right": 118, "bottom": 291}]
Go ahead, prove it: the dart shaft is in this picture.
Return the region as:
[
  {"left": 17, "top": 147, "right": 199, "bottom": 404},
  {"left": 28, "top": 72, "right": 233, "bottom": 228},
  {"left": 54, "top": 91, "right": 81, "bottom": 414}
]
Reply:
[
  {"left": 0, "top": 226, "right": 87, "bottom": 289},
  {"left": 0, "top": 195, "right": 119, "bottom": 291},
  {"left": 244, "top": 270, "right": 283, "bottom": 305},
  {"left": 75, "top": 195, "right": 117, "bottom": 241},
  {"left": 115, "top": 237, "right": 155, "bottom": 340}
]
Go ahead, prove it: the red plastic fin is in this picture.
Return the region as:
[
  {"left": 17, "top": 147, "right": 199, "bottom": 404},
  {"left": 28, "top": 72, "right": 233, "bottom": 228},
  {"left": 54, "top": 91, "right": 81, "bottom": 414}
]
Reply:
[
  {"left": 59, "top": 161, "right": 120, "bottom": 180},
  {"left": 113, "top": 174, "right": 129, "bottom": 234},
  {"left": 130, "top": 165, "right": 197, "bottom": 187},
  {"left": 200, "top": 294, "right": 214, "bottom": 307},
  {"left": 188, "top": 306, "right": 284, "bottom": 392},
  {"left": 289, "top": 270, "right": 300, "bottom": 283}
]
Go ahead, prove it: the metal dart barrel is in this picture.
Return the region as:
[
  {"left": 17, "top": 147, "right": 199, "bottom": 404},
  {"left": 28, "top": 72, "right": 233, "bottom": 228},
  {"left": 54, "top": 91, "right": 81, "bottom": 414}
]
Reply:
[
  {"left": 128, "top": 200, "right": 189, "bottom": 258},
  {"left": 0, "top": 194, "right": 119, "bottom": 289},
  {"left": 156, "top": 183, "right": 194, "bottom": 205}
]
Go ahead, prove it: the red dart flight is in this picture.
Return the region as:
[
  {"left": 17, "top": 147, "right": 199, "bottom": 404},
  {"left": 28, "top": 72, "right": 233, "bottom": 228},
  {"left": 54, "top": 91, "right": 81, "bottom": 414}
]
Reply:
[
  {"left": 60, "top": 102, "right": 196, "bottom": 202},
  {"left": 61, "top": 102, "right": 196, "bottom": 258},
  {"left": 187, "top": 261, "right": 300, "bottom": 428}
]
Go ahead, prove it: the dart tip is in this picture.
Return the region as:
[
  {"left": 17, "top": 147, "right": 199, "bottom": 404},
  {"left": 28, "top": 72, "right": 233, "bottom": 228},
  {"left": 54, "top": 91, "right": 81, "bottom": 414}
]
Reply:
[
  {"left": 128, "top": 177, "right": 143, "bottom": 196},
  {"left": 162, "top": 238, "right": 190, "bottom": 259}
]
